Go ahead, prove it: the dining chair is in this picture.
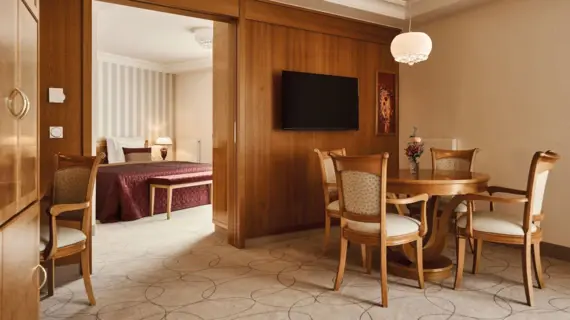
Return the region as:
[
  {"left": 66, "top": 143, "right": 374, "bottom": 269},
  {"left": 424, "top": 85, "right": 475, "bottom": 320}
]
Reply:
[
  {"left": 430, "top": 148, "right": 478, "bottom": 251},
  {"left": 431, "top": 148, "right": 479, "bottom": 212},
  {"left": 314, "top": 148, "right": 346, "bottom": 252},
  {"left": 453, "top": 150, "right": 560, "bottom": 306},
  {"left": 40, "top": 153, "right": 104, "bottom": 305},
  {"left": 331, "top": 153, "right": 428, "bottom": 308}
]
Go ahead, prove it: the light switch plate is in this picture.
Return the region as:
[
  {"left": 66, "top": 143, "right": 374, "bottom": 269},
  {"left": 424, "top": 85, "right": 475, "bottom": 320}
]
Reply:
[
  {"left": 49, "top": 126, "right": 63, "bottom": 139},
  {"left": 48, "top": 88, "right": 66, "bottom": 103}
]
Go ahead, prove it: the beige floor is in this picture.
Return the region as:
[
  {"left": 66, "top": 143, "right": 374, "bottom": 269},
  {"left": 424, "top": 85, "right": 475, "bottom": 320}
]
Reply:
[{"left": 41, "top": 205, "right": 570, "bottom": 319}]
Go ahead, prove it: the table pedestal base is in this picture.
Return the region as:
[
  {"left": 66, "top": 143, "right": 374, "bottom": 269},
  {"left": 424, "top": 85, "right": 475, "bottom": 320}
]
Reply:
[{"left": 387, "top": 251, "right": 453, "bottom": 282}]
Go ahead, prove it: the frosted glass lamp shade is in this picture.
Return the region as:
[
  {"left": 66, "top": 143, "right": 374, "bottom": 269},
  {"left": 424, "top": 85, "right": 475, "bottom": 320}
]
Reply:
[
  {"left": 390, "top": 32, "right": 433, "bottom": 66},
  {"left": 155, "top": 137, "right": 173, "bottom": 145}
]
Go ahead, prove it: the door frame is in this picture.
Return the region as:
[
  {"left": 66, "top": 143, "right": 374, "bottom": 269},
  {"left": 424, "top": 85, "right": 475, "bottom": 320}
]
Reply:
[{"left": 81, "top": 0, "right": 242, "bottom": 247}]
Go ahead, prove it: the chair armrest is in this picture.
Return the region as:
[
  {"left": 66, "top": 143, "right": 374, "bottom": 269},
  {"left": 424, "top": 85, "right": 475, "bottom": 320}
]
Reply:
[
  {"left": 386, "top": 193, "right": 429, "bottom": 205},
  {"left": 462, "top": 194, "right": 528, "bottom": 204},
  {"left": 49, "top": 202, "right": 90, "bottom": 216},
  {"left": 487, "top": 186, "right": 527, "bottom": 196},
  {"left": 387, "top": 193, "right": 429, "bottom": 237}
]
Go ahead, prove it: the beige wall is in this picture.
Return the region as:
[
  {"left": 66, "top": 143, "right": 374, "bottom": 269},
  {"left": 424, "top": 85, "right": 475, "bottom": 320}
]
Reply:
[
  {"left": 400, "top": 0, "right": 570, "bottom": 247},
  {"left": 174, "top": 69, "right": 213, "bottom": 163}
]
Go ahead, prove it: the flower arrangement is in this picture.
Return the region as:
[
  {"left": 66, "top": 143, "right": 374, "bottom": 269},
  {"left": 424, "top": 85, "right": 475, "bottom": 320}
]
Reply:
[{"left": 404, "top": 127, "right": 424, "bottom": 174}]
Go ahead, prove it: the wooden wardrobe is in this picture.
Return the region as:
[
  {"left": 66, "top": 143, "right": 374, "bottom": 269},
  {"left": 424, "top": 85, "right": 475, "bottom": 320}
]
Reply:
[{"left": 0, "top": 0, "right": 40, "bottom": 319}]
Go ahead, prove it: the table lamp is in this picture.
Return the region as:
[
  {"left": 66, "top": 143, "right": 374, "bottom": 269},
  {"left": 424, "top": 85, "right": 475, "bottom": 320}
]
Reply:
[{"left": 155, "top": 137, "right": 173, "bottom": 160}]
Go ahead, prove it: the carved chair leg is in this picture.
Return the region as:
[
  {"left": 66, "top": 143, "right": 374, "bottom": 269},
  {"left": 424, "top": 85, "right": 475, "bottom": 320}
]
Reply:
[
  {"left": 522, "top": 239, "right": 534, "bottom": 307},
  {"left": 334, "top": 237, "right": 348, "bottom": 291},
  {"left": 379, "top": 240, "right": 388, "bottom": 308},
  {"left": 532, "top": 242, "right": 545, "bottom": 289},
  {"left": 46, "top": 259, "right": 55, "bottom": 298},
  {"left": 472, "top": 239, "right": 483, "bottom": 274},
  {"left": 454, "top": 236, "right": 466, "bottom": 289},
  {"left": 416, "top": 238, "right": 424, "bottom": 289},
  {"left": 81, "top": 250, "right": 96, "bottom": 306}
]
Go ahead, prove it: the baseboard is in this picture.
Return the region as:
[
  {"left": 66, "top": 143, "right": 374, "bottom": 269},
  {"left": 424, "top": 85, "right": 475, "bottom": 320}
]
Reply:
[{"left": 541, "top": 242, "right": 570, "bottom": 262}]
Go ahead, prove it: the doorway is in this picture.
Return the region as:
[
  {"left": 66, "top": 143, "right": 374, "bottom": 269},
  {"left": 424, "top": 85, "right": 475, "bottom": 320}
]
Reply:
[{"left": 85, "top": 0, "right": 239, "bottom": 247}]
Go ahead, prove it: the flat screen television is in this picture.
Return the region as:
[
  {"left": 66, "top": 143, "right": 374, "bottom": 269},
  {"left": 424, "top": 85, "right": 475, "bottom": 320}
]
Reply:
[{"left": 281, "top": 71, "right": 359, "bottom": 130}]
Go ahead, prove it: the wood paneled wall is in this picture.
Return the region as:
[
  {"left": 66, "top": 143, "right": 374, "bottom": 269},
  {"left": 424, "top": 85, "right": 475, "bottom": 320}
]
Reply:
[
  {"left": 241, "top": 20, "right": 400, "bottom": 238},
  {"left": 39, "top": 0, "right": 91, "bottom": 193}
]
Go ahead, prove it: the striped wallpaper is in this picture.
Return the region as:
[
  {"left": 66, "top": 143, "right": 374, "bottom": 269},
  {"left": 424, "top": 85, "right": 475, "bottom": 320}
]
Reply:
[{"left": 94, "top": 58, "right": 175, "bottom": 144}]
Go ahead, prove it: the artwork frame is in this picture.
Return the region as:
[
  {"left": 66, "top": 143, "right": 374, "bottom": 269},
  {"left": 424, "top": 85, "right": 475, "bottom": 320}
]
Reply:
[{"left": 375, "top": 71, "right": 398, "bottom": 136}]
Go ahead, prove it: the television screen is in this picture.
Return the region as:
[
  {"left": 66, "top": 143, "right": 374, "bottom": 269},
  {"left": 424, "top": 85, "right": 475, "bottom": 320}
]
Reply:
[{"left": 281, "top": 71, "right": 359, "bottom": 130}]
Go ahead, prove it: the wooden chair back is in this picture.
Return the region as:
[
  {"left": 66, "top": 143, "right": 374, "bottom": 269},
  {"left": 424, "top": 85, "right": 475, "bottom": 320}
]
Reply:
[
  {"left": 523, "top": 150, "right": 560, "bottom": 231},
  {"left": 431, "top": 148, "right": 479, "bottom": 171},
  {"left": 314, "top": 148, "right": 346, "bottom": 205},
  {"left": 331, "top": 153, "right": 389, "bottom": 234}
]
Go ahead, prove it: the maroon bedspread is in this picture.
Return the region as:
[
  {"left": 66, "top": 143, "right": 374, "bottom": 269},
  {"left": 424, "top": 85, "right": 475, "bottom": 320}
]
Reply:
[{"left": 96, "top": 161, "right": 212, "bottom": 222}]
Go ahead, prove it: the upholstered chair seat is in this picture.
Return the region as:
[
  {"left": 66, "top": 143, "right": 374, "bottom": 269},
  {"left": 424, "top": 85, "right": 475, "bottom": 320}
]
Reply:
[
  {"left": 39, "top": 225, "right": 87, "bottom": 252},
  {"left": 347, "top": 214, "right": 421, "bottom": 237},
  {"left": 456, "top": 212, "right": 537, "bottom": 236},
  {"left": 327, "top": 200, "right": 339, "bottom": 211}
]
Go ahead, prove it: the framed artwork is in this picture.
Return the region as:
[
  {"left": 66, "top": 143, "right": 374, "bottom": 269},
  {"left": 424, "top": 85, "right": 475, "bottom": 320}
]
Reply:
[{"left": 375, "top": 71, "right": 398, "bottom": 136}]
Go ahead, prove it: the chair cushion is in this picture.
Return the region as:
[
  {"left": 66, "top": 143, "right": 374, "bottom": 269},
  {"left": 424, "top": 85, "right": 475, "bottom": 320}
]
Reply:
[
  {"left": 347, "top": 213, "right": 421, "bottom": 237},
  {"left": 439, "top": 195, "right": 468, "bottom": 212},
  {"left": 327, "top": 200, "right": 339, "bottom": 211},
  {"left": 456, "top": 211, "right": 537, "bottom": 236},
  {"left": 39, "top": 225, "right": 87, "bottom": 252}
]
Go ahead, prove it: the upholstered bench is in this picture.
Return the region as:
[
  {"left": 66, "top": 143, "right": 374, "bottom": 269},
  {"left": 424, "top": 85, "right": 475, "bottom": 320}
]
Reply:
[{"left": 148, "top": 171, "right": 213, "bottom": 219}]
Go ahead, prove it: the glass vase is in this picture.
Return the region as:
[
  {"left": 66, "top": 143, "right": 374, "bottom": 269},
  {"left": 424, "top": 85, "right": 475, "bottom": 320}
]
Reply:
[{"left": 409, "top": 159, "right": 419, "bottom": 175}]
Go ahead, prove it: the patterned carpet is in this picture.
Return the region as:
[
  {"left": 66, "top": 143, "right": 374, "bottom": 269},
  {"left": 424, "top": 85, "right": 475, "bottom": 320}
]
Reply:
[{"left": 41, "top": 205, "right": 570, "bottom": 319}]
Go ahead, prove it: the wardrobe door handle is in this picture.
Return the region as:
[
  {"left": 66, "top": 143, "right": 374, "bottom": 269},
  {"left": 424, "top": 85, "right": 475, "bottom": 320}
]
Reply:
[
  {"left": 36, "top": 264, "right": 47, "bottom": 290},
  {"left": 18, "top": 90, "right": 31, "bottom": 120},
  {"left": 4, "top": 88, "right": 28, "bottom": 119}
]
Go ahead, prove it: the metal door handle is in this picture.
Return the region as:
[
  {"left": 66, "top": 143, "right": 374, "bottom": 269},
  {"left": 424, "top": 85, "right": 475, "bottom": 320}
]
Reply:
[
  {"left": 4, "top": 88, "right": 29, "bottom": 119},
  {"left": 36, "top": 264, "right": 47, "bottom": 290}
]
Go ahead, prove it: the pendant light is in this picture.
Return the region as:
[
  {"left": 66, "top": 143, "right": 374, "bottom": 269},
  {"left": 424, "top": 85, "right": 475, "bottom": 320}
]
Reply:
[{"left": 390, "top": 1, "right": 432, "bottom": 66}]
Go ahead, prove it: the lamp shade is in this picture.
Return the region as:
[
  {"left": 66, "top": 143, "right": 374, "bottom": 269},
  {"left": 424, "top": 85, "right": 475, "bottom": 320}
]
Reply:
[
  {"left": 390, "top": 32, "right": 432, "bottom": 66},
  {"left": 155, "top": 137, "right": 173, "bottom": 145}
]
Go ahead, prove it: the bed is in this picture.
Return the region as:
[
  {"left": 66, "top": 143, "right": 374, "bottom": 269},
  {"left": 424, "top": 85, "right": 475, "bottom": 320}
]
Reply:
[{"left": 95, "top": 138, "right": 212, "bottom": 222}]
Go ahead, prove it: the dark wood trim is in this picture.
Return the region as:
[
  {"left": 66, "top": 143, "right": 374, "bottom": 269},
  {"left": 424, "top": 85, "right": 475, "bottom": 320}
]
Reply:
[
  {"left": 99, "top": 0, "right": 237, "bottom": 22},
  {"left": 244, "top": 0, "right": 401, "bottom": 45},
  {"left": 541, "top": 242, "right": 570, "bottom": 262},
  {"left": 133, "top": 0, "right": 239, "bottom": 18},
  {"left": 82, "top": 0, "right": 92, "bottom": 156}
]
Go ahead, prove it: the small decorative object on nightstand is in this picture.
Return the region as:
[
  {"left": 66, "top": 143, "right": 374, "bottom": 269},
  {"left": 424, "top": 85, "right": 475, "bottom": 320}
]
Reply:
[
  {"left": 404, "top": 127, "right": 424, "bottom": 175},
  {"left": 155, "top": 137, "right": 173, "bottom": 160}
]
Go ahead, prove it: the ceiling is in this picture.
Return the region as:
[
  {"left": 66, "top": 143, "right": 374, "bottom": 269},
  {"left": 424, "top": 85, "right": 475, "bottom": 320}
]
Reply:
[
  {"left": 269, "top": 0, "right": 494, "bottom": 28},
  {"left": 95, "top": 1, "right": 213, "bottom": 64}
]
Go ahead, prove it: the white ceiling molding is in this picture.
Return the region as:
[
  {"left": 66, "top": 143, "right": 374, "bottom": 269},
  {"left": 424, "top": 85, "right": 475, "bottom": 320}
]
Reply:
[
  {"left": 325, "top": 0, "right": 406, "bottom": 19},
  {"left": 267, "top": 0, "right": 403, "bottom": 28},
  {"left": 97, "top": 51, "right": 211, "bottom": 74},
  {"left": 164, "top": 58, "right": 213, "bottom": 74},
  {"left": 268, "top": 0, "right": 497, "bottom": 28}
]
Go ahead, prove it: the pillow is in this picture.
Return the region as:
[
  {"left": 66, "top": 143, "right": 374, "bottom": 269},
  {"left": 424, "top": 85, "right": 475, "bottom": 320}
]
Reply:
[
  {"left": 123, "top": 147, "right": 152, "bottom": 162},
  {"left": 106, "top": 137, "right": 145, "bottom": 163}
]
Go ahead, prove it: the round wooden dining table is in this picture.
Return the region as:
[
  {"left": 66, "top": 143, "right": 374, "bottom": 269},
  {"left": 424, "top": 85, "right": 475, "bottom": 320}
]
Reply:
[{"left": 386, "top": 169, "right": 490, "bottom": 281}]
